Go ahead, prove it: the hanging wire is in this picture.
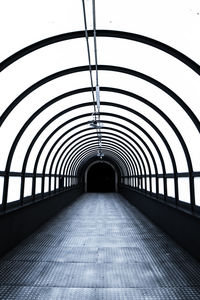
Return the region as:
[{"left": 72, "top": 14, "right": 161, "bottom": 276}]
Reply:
[
  {"left": 92, "top": 0, "right": 99, "bottom": 87},
  {"left": 82, "top": 0, "right": 103, "bottom": 157},
  {"left": 92, "top": 0, "right": 101, "bottom": 117},
  {"left": 82, "top": 0, "right": 97, "bottom": 116},
  {"left": 92, "top": 0, "right": 103, "bottom": 155}
]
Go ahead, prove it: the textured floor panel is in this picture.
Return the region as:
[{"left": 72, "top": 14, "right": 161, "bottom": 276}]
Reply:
[
  {"left": 0, "top": 261, "right": 47, "bottom": 285},
  {"left": 0, "top": 287, "right": 95, "bottom": 300},
  {"left": 96, "top": 287, "right": 200, "bottom": 300},
  {"left": 4, "top": 247, "right": 98, "bottom": 263},
  {"left": 34, "top": 262, "right": 99, "bottom": 287},
  {"left": 96, "top": 262, "right": 161, "bottom": 288},
  {"left": 97, "top": 247, "right": 145, "bottom": 263},
  {"left": 1, "top": 287, "right": 200, "bottom": 300},
  {"left": 0, "top": 193, "right": 200, "bottom": 299}
]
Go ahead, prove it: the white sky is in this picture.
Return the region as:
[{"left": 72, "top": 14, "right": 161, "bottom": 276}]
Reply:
[{"left": 0, "top": 0, "right": 200, "bottom": 62}]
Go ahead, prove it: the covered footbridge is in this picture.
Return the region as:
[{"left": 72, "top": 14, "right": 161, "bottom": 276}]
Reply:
[{"left": 0, "top": 1, "right": 200, "bottom": 299}]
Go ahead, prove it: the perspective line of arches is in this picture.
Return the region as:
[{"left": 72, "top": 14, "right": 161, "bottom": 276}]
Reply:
[
  {"left": 0, "top": 30, "right": 199, "bottom": 213},
  {"left": 1, "top": 101, "right": 196, "bottom": 209}
]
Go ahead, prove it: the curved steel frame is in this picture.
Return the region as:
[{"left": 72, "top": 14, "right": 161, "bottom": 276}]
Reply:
[
  {"left": 64, "top": 141, "right": 136, "bottom": 188},
  {"left": 23, "top": 114, "right": 159, "bottom": 201},
  {"left": 69, "top": 146, "right": 129, "bottom": 186},
  {"left": 78, "top": 153, "right": 123, "bottom": 181},
  {"left": 66, "top": 139, "right": 146, "bottom": 191},
  {"left": 64, "top": 139, "right": 135, "bottom": 179},
  {"left": 53, "top": 128, "right": 149, "bottom": 184},
  {"left": 41, "top": 117, "right": 160, "bottom": 196},
  {"left": 2, "top": 100, "right": 187, "bottom": 208},
  {"left": 0, "top": 30, "right": 199, "bottom": 211},
  {"left": 2, "top": 96, "right": 166, "bottom": 202},
  {"left": 43, "top": 120, "right": 155, "bottom": 193},
  {"left": 57, "top": 132, "right": 143, "bottom": 177},
  {"left": 31, "top": 100, "right": 178, "bottom": 198},
  {"left": 70, "top": 147, "right": 128, "bottom": 183},
  {"left": 1, "top": 31, "right": 199, "bottom": 131}
]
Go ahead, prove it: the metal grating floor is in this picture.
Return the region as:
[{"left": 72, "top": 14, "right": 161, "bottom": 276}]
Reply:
[{"left": 1, "top": 193, "right": 200, "bottom": 299}]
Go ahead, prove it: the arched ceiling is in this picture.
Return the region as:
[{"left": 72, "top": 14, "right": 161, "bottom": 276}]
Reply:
[{"left": 0, "top": 0, "right": 199, "bottom": 210}]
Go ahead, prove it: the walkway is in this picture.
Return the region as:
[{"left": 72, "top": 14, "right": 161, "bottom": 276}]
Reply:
[{"left": 0, "top": 193, "right": 200, "bottom": 299}]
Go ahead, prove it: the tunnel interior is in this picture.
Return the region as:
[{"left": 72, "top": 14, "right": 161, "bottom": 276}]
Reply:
[
  {"left": 1, "top": 2, "right": 200, "bottom": 299},
  {"left": 87, "top": 162, "right": 116, "bottom": 192},
  {"left": 1, "top": 3, "right": 200, "bottom": 298}
]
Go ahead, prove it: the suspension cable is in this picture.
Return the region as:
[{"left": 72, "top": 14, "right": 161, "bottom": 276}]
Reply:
[
  {"left": 82, "top": 0, "right": 97, "bottom": 116},
  {"left": 92, "top": 0, "right": 99, "bottom": 87},
  {"left": 92, "top": 0, "right": 101, "bottom": 117},
  {"left": 82, "top": 0, "right": 103, "bottom": 157},
  {"left": 92, "top": 0, "right": 102, "bottom": 155}
]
